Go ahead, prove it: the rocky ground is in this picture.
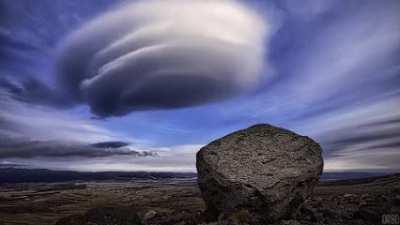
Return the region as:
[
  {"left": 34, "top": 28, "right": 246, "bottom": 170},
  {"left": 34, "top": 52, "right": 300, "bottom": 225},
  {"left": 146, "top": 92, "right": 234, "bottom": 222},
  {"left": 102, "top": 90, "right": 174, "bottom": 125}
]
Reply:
[{"left": 0, "top": 174, "right": 398, "bottom": 225}]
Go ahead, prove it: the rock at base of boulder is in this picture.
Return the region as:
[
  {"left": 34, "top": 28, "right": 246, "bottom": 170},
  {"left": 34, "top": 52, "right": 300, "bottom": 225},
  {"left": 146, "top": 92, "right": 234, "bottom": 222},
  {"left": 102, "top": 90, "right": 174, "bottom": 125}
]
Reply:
[{"left": 196, "top": 124, "right": 323, "bottom": 223}]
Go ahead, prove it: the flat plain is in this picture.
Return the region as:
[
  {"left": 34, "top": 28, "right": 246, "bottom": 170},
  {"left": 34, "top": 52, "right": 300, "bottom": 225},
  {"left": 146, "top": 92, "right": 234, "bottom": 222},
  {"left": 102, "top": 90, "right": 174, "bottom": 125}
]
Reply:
[{"left": 0, "top": 174, "right": 399, "bottom": 225}]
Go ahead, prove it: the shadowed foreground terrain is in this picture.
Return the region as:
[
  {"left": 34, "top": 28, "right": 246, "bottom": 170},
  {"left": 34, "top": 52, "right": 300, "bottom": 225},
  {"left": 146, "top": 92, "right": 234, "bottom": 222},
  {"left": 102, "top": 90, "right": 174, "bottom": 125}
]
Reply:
[{"left": 0, "top": 174, "right": 399, "bottom": 225}]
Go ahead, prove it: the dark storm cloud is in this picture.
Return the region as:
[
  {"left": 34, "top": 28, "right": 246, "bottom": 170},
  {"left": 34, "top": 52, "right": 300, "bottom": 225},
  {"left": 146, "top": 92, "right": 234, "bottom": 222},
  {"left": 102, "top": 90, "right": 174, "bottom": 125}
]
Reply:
[
  {"left": 0, "top": 0, "right": 123, "bottom": 108},
  {"left": 90, "top": 141, "right": 129, "bottom": 149},
  {"left": 0, "top": 138, "right": 155, "bottom": 159},
  {"left": 0, "top": 31, "right": 39, "bottom": 68},
  {"left": 57, "top": 0, "right": 270, "bottom": 117},
  {"left": 0, "top": 91, "right": 133, "bottom": 143},
  {"left": 0, "top": 32, "right": 38, "bottom": 51},
  {"left": 358, "top": 118, "right": 400, "bottom": 128},
  {"left": 0, "top": 77, "right": 20, "bottom": 94},
  {"left": 0, "top": 31, "right": 39, "bottom": 60},
  {"left": 0, "top": 77, "right": 72, "bottom": 108},
  {"left": 323, "top": 113, "right": 400, "bottom": 148},
  {"left": 296, "top": 95, "right": 400, "bottom": 172}
]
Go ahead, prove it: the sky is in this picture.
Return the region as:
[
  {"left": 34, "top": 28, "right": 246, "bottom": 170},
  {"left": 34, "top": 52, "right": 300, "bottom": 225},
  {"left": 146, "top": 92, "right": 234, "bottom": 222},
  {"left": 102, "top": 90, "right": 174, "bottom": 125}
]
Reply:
[{"left": 0, "top": 0, "right": 399, "bottom": 173}]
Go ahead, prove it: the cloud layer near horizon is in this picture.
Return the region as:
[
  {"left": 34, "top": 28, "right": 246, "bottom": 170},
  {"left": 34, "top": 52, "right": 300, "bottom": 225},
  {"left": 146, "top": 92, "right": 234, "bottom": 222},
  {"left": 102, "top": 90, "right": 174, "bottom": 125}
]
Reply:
[{"left": 57, "top": 0, "right": 268, "bottom": 116}]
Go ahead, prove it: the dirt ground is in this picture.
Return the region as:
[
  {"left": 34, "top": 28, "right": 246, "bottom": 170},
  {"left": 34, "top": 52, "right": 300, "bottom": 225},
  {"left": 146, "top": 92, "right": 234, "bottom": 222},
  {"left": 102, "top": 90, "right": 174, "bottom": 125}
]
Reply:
[{"left": 0, "top": 175, "right": 399, "bottom": 225}]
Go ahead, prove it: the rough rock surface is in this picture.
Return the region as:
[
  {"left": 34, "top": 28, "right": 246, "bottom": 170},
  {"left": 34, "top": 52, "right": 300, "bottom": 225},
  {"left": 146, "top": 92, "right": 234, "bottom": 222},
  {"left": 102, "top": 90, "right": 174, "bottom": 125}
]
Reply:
[{"left": 196, "top": 124, "right": 323, "bottom": 223}]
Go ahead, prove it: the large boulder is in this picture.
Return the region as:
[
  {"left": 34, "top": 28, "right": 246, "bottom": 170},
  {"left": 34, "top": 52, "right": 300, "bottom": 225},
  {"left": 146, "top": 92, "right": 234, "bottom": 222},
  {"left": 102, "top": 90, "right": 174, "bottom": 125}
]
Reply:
[{"left": 196, "top": 124, "right": 323, "bottom": 223}]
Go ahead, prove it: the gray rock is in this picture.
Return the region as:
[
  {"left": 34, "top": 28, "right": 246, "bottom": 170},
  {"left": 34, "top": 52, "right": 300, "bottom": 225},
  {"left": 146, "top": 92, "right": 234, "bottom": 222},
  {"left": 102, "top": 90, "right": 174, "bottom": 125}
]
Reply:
[
  {"left": 196, "top": 124, "right": 323, "bottom": 223},
  {"left": 143, "top": 210, "right": 157, "bottom": 221},
  {"left": 277, "top": 219, "right": 302, "bottom": 225}
]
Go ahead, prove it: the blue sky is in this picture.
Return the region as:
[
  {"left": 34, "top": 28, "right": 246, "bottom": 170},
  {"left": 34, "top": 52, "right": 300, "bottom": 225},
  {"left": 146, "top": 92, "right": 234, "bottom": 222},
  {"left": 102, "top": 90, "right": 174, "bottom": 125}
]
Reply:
[{"left": 0, "top": 0, "right": 399, "bottom": 172}]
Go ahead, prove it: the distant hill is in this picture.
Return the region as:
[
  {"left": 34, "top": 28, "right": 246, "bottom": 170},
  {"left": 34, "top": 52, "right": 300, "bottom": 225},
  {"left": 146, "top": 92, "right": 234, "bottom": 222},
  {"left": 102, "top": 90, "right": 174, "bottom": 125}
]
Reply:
[
  {"left": 320, "top": 171, "right": 391, "bottom": 181},
  {"left": 0, "top": 167, "right": 392, "bottom": 183},
  {"left": 0, "top": 168, "right": 196, "bottom": 183}
]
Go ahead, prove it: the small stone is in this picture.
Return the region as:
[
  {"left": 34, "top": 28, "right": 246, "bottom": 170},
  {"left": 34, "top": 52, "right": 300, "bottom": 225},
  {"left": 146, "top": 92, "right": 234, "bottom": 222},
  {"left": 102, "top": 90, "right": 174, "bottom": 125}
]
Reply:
[
  {"left": 143, "top": 210, "right": 157, "bottom": 221},
  {"left": 277, "top": 219, "right": 302, "bottom": 225},
  {"left": 343, "top": 193, "right": 356, "bottom": 198}
]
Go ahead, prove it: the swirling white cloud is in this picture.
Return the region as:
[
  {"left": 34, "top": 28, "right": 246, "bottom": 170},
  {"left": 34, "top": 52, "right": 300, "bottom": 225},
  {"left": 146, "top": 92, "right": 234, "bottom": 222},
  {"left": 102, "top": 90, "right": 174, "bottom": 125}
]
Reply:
[{"left": 57, "top": 0, "right": 269, "bottom": 116}]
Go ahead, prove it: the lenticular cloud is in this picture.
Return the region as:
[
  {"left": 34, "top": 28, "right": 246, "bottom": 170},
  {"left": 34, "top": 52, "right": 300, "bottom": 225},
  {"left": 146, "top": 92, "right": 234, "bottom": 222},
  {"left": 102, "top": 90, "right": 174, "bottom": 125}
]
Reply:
[{"left": 57, "top": 0, "right": 269, "bottom": 116}]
